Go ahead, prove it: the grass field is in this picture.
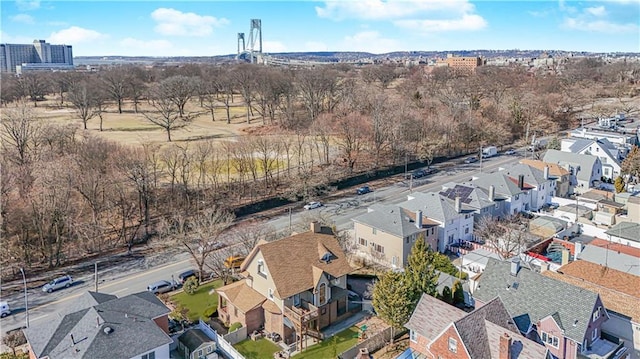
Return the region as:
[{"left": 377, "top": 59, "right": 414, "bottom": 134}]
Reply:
[
  {"left": 170, "top": 279, "right": 222, "bottom": 322},
  {"left": 234, "top": 338, "right": 281, "bottom": 359},
  {"left": 293, "top": 327, "right": 360, "bottom": 359}
]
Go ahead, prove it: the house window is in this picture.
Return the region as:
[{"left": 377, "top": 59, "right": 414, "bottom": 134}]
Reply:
[
  {"left": 593, "top": 307, "right": 601, "bottom": 322},
  {"left": 448, "top": 337, "right": 457, "bottom": 353},
  {"left": 319, "top": 283, "right": 327, "bottom": 305},
  {"left": 542, "top": 332, "right": 547, "bottom": 343},
  {"left": 141, "top": 353, "right": 155, "bottom": 359},
  {"left": 293, "top": 293, "right": 301, "bottom": 306},
  {"left": 258, "top": 260, "right": 267, "bottom": 277},
  {"left": 358, "top": 237, "right": 367, "bottom": 246},
  {"left": 410, "top": 330, "right": 417, "bottom": 343},
  {"left": 207, "top": 346, "right": 213, "bottom": 353},
  {"left": 465, "top": 228, "right": 469, "bottom": 234},
  {"left": 592, "top": 328, "right": 598, "bottom": 341},
  {"left": 553, "top": 337, "right": 559, "bottom": 348},
  {"left": 372, "top": 228, "right": 377, "bottom": 235},
  {"left": 392, "top": 256, "right": 398, "bottom": 266},
  {"left": 431, "top": 227, "right": 435, "bottom": 235},
  {"left": 375, "top": 244, "right": 384, "bottom": 253},
  {"left": 234, "top": 307, "right": 238, "bottom": 317},
  {"left": 268, "top": 288, "right": 274, "bottom": 300},
  {"left": 406, "top": 237, "right": 409, "bottom": 244},
  {"left": 198, "top": 349, "right": 203, "bottom": 358}
]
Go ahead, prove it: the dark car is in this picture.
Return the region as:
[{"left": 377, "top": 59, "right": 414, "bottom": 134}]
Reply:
[
  {"left": 356, "top": 186, "right": 372, "bottom": 195},
  {"left": 405, "top": 169, "right": 426, "bottom": 180},
  {"left": 177, "top": 269, "right": 197, "bottom": 284},
  {"left": 464, "top": 157, "right": 478, "bottom": 164}
]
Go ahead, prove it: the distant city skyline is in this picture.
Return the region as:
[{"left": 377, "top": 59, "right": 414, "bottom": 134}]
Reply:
[{"left": 1, "top": 0, "right": 639, "bottom": 57}]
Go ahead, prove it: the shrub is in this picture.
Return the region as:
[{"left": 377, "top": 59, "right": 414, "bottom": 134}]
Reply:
[
  {"left": 203, "top": 306, "right": 218, "bottom": 318},
  {"left": 229, "top": 322, "right": 243, "bottom": 332},
  {"left": 183, "top": 276, "right": 199, "bottom": 295}
]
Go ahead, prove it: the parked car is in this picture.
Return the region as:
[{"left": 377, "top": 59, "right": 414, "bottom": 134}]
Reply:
[
  {"left": 304, "top": 201, "right": 322, "bottom": 210},
  {"left": 42, "top": 275, "right": 73, "bottom": 293},
  {"left": 224, "top": 256, "right": 246, "bottom": 269},
  {"left": 0, "top": 301, "right": 10, "bottom": 318},
  {"left": 464, "top": 157, "right": 478, "bottom": 164},
  {"left": 356, "top": 186, "right": 372, "bottom": 195},
  {"left": 147, "top": 280, "right": 176, "bottom": 295},
  {"left": 197, "top": 241, "right": 225, "bottom": 253},
  {"left": 504, "top": 149, "right": 517, "bottom": 155},
  {"left": 177, "top": 269, "right": 198, "bottom": 284}
]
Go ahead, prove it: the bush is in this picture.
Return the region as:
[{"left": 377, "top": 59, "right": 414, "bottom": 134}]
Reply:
[
  {"left": 203, "top": 306, "right": 218, "bottom": 318},
  {"left": 183, "top": 276, "right": 199, "bottom": 295},
  {"left": 229, "top": 322, "right": 243, "bottom": 332}
]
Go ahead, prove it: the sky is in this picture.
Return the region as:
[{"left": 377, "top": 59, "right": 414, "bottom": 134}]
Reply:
[{"left": 1, "top": 0, "right": 639, "bottom": 57}]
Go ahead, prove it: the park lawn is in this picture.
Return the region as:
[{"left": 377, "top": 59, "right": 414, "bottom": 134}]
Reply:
[
  {"left": 234, "top": 338, "right": 281, "bottom": 359},
  {"left": 293, "top": 327, "right": 360, "bottom": 359},
  {"left": 170, "top": 279, "right": 222, "bottom": 322}
]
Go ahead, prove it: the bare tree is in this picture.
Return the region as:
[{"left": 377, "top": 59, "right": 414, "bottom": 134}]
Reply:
[
  {"left": 158, "top": 75, "right": 197, "bottom": 117},
  {"left": 143, "top": 85, "right": 190, "bottom": 142},
  {"left": 68, "top": 79, "right": 99, "bottom": 130},
  {"left": 229, "top": 64, "right": 256, "bottom": 124},
  {"left": 474, "top": 215, "right": 531, "bottom": 259},
  {"left": 229, "top": 220, "right": 276, "bottom": 254},
  {"left": 2, "top": 329, "right": 26, "bottom": 356},
  {"left": 18, "top": 72, "right": 50, "bottom": 107},
  {"left": 1, "top": 102, "right": 42, "bottom": 165},
  {"left": 101, "top": 67, "right": 129, "bottom": 114}
]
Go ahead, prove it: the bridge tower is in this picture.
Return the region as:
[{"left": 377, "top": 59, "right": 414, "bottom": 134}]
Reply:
[
  {"left": 247, "top": 19, "right": 262, "bottom": 63},
  {"left": 237, "top": 33, "right": 245, "bottom": 55}
]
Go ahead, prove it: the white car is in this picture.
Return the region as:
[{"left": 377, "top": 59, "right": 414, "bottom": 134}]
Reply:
[
  {"left": 0, "top": 301, "right": 10, "bottom": 318},
  {"left": 504, "top": 149, "right": 517, "bottom": 155},
  {"left": 304, "top": 201, "right": 322, "bottom": 210}
]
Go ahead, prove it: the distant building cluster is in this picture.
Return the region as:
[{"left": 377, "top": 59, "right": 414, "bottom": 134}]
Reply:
[
  {"left": 0, "top": 39, "right": 73, "bottom": 74},
  {"left": 435, "top": 53, "right": 485, "bottom": 72}
]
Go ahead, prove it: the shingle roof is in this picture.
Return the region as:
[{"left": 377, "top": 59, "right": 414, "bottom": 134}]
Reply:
[
  {"left": 577, "top": 245, "right": 640, "bottom": 276},
  {"left": 606, "top": 222, "right": 640, "bottom": 243},
  {"left": 351, "top": 204, "right": 434, "bottom": 239},
  {"left": 559, "top": 260, "right": 640, "bottom": 298},
  {"left": 402, "top": 192, "right": 468, "bottom": 223},
  {"left": 474, "top": 258, "right": 600, "bottom": 342},
  {"left": 543, "top": 150, "right": 601, "bottom": 183},
  {"left": 472, "top": 172, "right": 525, "bottom": 197},
  {"left": 216, "top": 280, "right": 267, "bottom": 313},
  {"left": 241, "top": 229, "right": 354, "bottom": 299},
  {"left": 24, "top": 292, "right": 172, "bottom": 359},
  {"left": 500, "top": 163, "right": 549, "bottom": 187},
  {"left": 440, "top": 184, "right": 495, "bottom": 211},
  {"left": 543, "top": 270, "right": 640, "bottom": 323},
  {"left": 404, "top": 293, "right": 466, "bottom": 341},
  {"left": 178, "top": 329, "right": 214, "bottom": 352},
  {"left": 519, "top": 159, "right": 570, "bottom": 177},
  {"left": 484, "top": 320, "right": 549, "bottom": 359}
]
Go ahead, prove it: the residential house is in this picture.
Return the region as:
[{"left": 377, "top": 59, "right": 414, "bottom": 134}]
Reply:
[
  {"left": 529, "top": 216, "right": 571, "bottom": 239},
  {"left": 543, "top": 150, "right": 602, "bottom": 194},
  {"left": 177, "top": 329, "right": 217, "bottom": 359},
  {"left": 542, "top": 260, "right": 640, "bottom": 354},
  {"left": 23, "top": 291, "right": 172, "bottom": 359},
  {"left": 498, "top": 163, "right": 556, "bottom": 211},
  {"left": 404, "top": 293, "right": 549, "bottom": 358},
  {"left": 471, "top": 171, "right": 530, "bottom": 215},
  {"left": 351, "top": 203, "right": 439, "bottom": 268},
  {"left": 474, "top": 258, "right": 614, "bottom": 359},
  {"left": 402, "top": 192, "right": 475, "bottom": 253},
  {"left": 605, "top": 222, "right": 640, "bottom": 249},
  {"left": 439, "top": 183, "right": 508, "bottom": 221},
  {"left": 460, "top": 248, "right": 503, "bottom": 279},
  {"left": 561, "top": 138, "right": 621, "bottom": 180},
  {"left": 568, "top": 127, "right": 638, "bottom": 155},
  {"left": 520, "top": 159, "right": 572, "bottom": 198},
  {"left": 215, "top": 223, "right": 355, "bottom": 350},
  {"left": 575, "top": 242, "right": 640, "bottom": 276},
  {"left": 554, "top": 204, "right": 593, "bottom": 223}
]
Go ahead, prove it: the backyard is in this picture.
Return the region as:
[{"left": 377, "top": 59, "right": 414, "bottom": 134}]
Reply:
[
  {"left": 170, "top": 279, "right": 223, "bottom": 322},
  {"left": 234, "top": 338, "right": 281, "bottom": 359}
]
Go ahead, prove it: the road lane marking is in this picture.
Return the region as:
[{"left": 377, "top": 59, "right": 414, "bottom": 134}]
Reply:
[
  {"left": 109, "top": 288, "right": 129, "bottom": 295},
  {"left": 31, "top": 314, "right": 49, "bottom": 322}
]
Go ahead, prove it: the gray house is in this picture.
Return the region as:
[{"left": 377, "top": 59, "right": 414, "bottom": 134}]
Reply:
[
  {"left": 439, "top": 183, "right": 508, "bottom": 221},
  {"left": 177, "top": 328, "right": 217, "bottom": 359},
  {"left": 543, "top": 150, "right": 602, "bottom": 194}
]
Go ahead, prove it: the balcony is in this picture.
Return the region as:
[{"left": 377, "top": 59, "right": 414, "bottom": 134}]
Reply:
[{"left": 283, "top": 301, "right": 319, "bottom": 326}]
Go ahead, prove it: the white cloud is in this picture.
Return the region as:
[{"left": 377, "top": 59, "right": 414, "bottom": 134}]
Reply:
[
  {"left": 49, "top": 26, "right": 108, "bottom": 44},
  {"left": 263, "top": 41, "right": 287, "bottom": 53},
  {"left": 562, "top": 17, "right": 638, "bottom": 32},
  {"left": 0, "top": 31, "right": 34, "bottom": 43},
  {"left": 342, "top": 31, "right": 402, "bottom": 54},
  {"left": 120, "top": 38, "right": 173, "bottom": 51},
  {"left": 151, "top": 8, "right": 229, "bottom": 37},
  {"left": 10, "top": 14, "right": 34, "bottom": 24},
  {"left": 395, "top": 14, "right": 487, "bottom": 32},
  {"left": 315, "top": 0, "right": 473, "bottom": 20},
  {"left": 585, "top": 6, "right": 607, "bottom": 16},
  {"left": 15, "top": 0, "right": 40, "bottom": 11}
]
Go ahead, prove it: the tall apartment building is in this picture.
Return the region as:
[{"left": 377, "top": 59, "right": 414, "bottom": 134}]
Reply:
[{"left": 0, "top": 39, "right": 73, "bottom": 73}]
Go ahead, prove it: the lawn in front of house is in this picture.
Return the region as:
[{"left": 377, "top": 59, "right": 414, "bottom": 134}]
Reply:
[
  {"left": 234, "top": 338, "right": 281, "bottom": 359},
  {"left": 170, "top": 279, "right": 222, "bottom": 322},
  {"left": 293, "top": 326, "right": 360, "bottom": 359}
]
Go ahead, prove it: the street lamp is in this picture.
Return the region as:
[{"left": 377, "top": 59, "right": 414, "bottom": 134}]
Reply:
[{"left": 19, "top": 268, "right": 28, "bottom": 328}]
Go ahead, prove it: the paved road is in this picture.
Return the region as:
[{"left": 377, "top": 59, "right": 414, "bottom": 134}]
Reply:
[{"left": 0, "top": 151, "right": 524, "bottom": 337}]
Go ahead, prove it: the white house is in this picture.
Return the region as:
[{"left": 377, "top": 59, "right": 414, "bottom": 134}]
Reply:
[
  {"left": 402, "top": 192, "right": 475, "bottom": 253},
  {"left": 471, "top": 171, "right": 530, "bottom": 215},
  {"left": 561, "top": 138, "right": 621, "bottom": 180},
  {"left": 543, "top": 150, "right": 603, "bottom": 194}
]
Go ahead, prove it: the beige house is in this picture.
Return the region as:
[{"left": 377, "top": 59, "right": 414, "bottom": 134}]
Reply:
[
  {"left": 352, "top": 204, "right": 439, "bottom": 268},
  {"left": 216, "top": 223, "right": 355, "bottom": 350},
  {"left": 520, "top": 159, "right": 572, "bottom": 198}
]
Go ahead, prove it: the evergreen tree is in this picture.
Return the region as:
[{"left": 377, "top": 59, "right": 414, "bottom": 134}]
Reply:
[
  {"left": 614, "top": 176, "right": 625, "bottom": 193},
  {"left": 406, "top": 235, "right": 439, "bottom": 301},
  {"left": 452, "top": 280, "right": 465, "bottom": 305},
  {"left": 442, "top": 286, "right": 452, "bottom": 304},
  {"left": 372, "top": 270, "right": 414, "bottom": 344}
]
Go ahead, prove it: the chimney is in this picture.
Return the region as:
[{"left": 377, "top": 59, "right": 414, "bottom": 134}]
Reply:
[
  {"left": 415, "top": 210, "right": 423, "bottom": 229},
  {"left": 499, "top": 333, "right": 512, "bottom": 359},
  {"left": 540, "top": 261, "right": 549, "bottom": 273},
  {"left": 489, "top": 185, "right": 496, "bottom": 201},
  {"left": 518, "top": 174, "right": 525, "bottom": 190},
  {"left": 510, "top": 257, "right": 520, "bottom": 276},
  {"left": 310, "top": 221, "right": 321, "bottom": 233},
  {"left": 455, "top": 196, "right": 461, "bottom": 213},
  {"left": 561, "top": 248, "right": 570, "bottom": 266},
  {"left": 543, "top": 166, "right": 550, "bottom": 180},
  {"left": 575, "top": 241, "right": 583, "bottom": 257}
]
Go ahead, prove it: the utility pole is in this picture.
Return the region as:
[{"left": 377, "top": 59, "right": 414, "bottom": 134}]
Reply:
[
  {"left": 19, "top": 268, "right": 28, "bottom": 328},
  {"left": 288, "top": 207, "right": 292, "bottom": 234},
  {"left": 479, "top": 145, "right": 483, "bottom": 173},
  {"left": 94, "top": 262, "right": 99, "bottom": 292},
  {"left": 404, "top": 152, "right": 408, "bottom": 179}
]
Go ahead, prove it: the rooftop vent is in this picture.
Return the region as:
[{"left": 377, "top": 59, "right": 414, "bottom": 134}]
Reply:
[{"left": 103, "top": 326, "right": 114, "bottom": 335}]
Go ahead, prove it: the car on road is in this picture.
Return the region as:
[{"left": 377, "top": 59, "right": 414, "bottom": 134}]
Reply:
[
  {"left": 177, "top": 269, "right": 198, "bottom": 284},
  {"left": 464, "top": 157, "right": 478, "bottom": 164},
  {"left": 42, "top": 275, "right": 73, "bottom": 293},
  {"left": 0, "top": 301, "right": 10, "bottom": 318},
  {"left": 356, "top": 186, "right": 372, "bottom": 195},
  {"left": 304, "top": 201, "right": 323, "bottom": 210},
  {"left": 147, "top": 280, "right": 176, "bottom": 295},
  {"left": 504, "top": 149, "right": 517, "bottom": 155}
]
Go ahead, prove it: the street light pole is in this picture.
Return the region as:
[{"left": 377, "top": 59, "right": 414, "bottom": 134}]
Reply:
[{"left": 19, "top": 268, "right": 28, "bottom": 328}]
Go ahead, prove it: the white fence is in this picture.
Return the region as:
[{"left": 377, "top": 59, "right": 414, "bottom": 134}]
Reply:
[{"left": 198, "top": 320, "right": 246, "bottom": 359}]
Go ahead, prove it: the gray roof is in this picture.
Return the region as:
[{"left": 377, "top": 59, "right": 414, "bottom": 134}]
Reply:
[
  {"left": 529, "top": 217, "right": 567, "bottom": 232},
  {"left": 402, "top": 192, "right": 470, "bottom": 223},
  {"left": 463, "top": 248, "right": 504, "bottom": 267},
  {"left": 568, "top": 138, "right": 620, "bottom": 164},
  {"left": 94, "top": 291, "right": 170, "bottom": 319},
  {"left": 577, "top": 245, "right": 640, "bottom": 276},
  {"left": 499, "top": 163, "right": 549, "bottom": 187},
  {"left": 606, "top": 222, "right": 640, "bottom": 243},
  {"left": 472, "top": 172, "right": 524, "bottom": 198},
  {"left": 24, "top": 291, "right": 172, "bottom": 359},
  {"left": 543, "top": 150, "right": 601, "bottom": 183},
  {"left": 62, "top": 292, "right": 117, "bottom": 315},
  {"left": 439, "top": 184, "right": 495, "bottom": 211},
  {"left": 352, "top": 204, "right": 430, "bottom": 238},
  {"left": 568, "top": 138, "right": 597, "bottom": 153},
  {"left": 474, "top": 258, "right": 600, "bottom": 342},
  {"left": 178, "top": 328, "right": 214, "bottom": 352}
]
